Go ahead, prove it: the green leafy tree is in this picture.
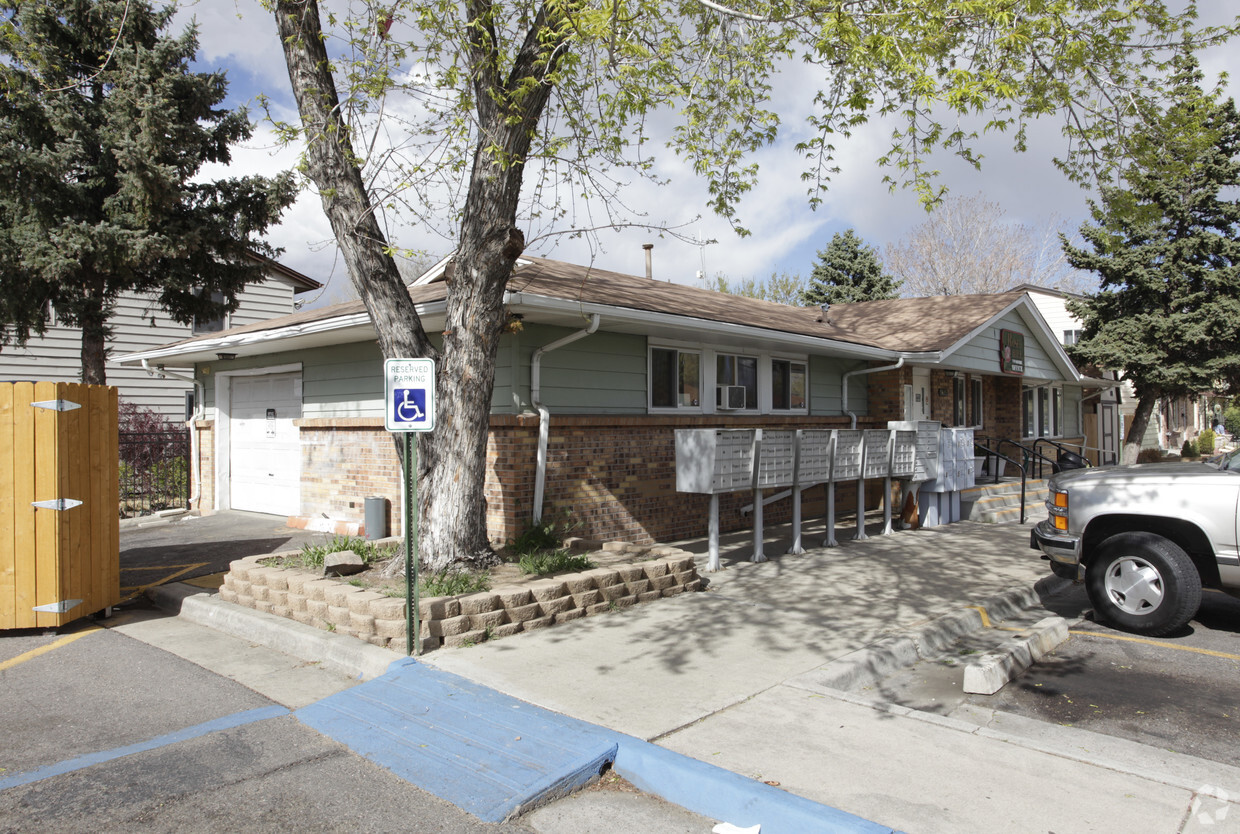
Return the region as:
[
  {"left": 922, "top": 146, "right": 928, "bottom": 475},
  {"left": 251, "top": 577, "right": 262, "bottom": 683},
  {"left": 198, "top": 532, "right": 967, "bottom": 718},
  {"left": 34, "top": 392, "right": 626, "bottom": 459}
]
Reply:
[
  {"left": 1065, "top": 55, "right": 1240, "bottom": 464},
  {"left": 710, "top": 272, "right": 806, "bottom": 306},
  {"left": 802, "top": 230, "right": 900, "bottom": 306},
  {"left": 271, "top": 0, "right": 1234, "bottom": 569},
  {"left": 0, "top": 0, "right": 296, "bottom": 383}
]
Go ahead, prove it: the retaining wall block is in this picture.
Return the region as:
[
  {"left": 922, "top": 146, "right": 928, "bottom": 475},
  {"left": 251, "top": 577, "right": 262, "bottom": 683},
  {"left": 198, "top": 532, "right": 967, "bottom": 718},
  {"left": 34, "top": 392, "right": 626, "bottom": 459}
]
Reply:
[
  {"left": 232, "top": 579, "right": 252, "bottom": 598},
  {"left": 252, "top": 585, "right": 270, "bottom": 602},
  {"left": 292, "top": 610, "right": 315, "bottom": 626},
  {"left": 526, "top": 580, "right": 568, "bottom": 602},
  {"left": 350, "top": 612, "right": 376, "bottom": 634},
  {"left": 506, "top": 602, "right": 543, "bottom": 623},
  {"left": 285, "top": 571, "right": 320, "bottom": 595},
  {"left": 637, "top": 590, "right": 662, "bottom": 603},
  {"left": 419, "top": 596, "right": 461, "bottom": 620},
  {"left": 495, "top": 588, "right": 533, "bottom": 608},
  {"left": 269, "top": 589, "right": 288, "bottom": 608},
  {"left": 615, "top": 565, "right": 646, "bottom": 583},
  {"left": 599, "top": 584, "right": 629, "bottom": 602},
  {"left": 307, "top": 599, "right": 329, "bottom": 619},
  {"left": 494, "top": 622, "right": 524, "bottom": 639},
  {"left": 563, "top": 575, "right": 597, "bottom": 595},
  {"left": 323, "top": 584, "right": 360, "bottom": 608},
  {"left": 328, "top": 605, "right": 352, "bottom": 626},
  {"left": 430, "top": 615, "right": 474, "bottom": 637},
  {"left": 624, "top": 579, "right": 650, "bottom": 596},
  {"left": 246, "top": 567, "right": 276, "bottom": 587},
  {"left": 375, "top": 618, "right": 406, "bottom": 640},
  {"left": 556, "top": 609, "right": 586, "bottom": 624},
  {"left": 218, "top": 587, "right": 238, "bottom": 604},
  {"left": 470, "top": 609, "right": 508, "bottom": 630},
  {"left": 662, "top": 585, "right": 685, "bottom": 598},
  {"left": 665, "top": 556, "right": 697, "bottom": 573},
  {"left": 265, "top": 572, "right": 290, "bottom": 592},
  {"left": 674, "top": 571, "right": 697, "bottom": 587},
  {"left": 523, "top": 615, "right": 555, "bottom": 631},
  {"left": 587, "top": 602, "right": 612, "bottom": 616},
  {"left": 642, "top": 561, "right": 669, "bottom": 578},
  {"left": 538, "top": 596, "right": 576, "bottom": 617},
  {"left": 610, "top": 595, "right": 637, "bottom": 608},
  {"left": 347, "top": 590, "right": 387, "bottom": 615},
  {"left": 582, "top": 568, "right": 622, "bottom": 587},
  {"left": 457, "top": 592, "right": 501, "bottom": 616},
  {"left": 601, "top": 541, "right": 629, "bottom": 552},
  {"left": 370, "top": 597, "right": 406, "bottom": 620},
  {"left": 255, "top": 600, "right": 273, "bottom": 614},
  {"left": 235, "top": 594, "right": 254, "bottom": 609},
  {"left": 228, "top": 560, "right": 252, "bottom": 581},
  {"left": 648, "top": 574, "right": 676, "bottom": 591},
  {"left": 272, "top": 605, "right": 291, "bottom": 619},
  {"left": 572, "top": 590, "right": 602, "bottom": 608},
  {"left": 444, "top": 629, "right": 487, "bottom": 648},
  {"left": 303, "top": 579, "right": 339, "bottom": 602}
]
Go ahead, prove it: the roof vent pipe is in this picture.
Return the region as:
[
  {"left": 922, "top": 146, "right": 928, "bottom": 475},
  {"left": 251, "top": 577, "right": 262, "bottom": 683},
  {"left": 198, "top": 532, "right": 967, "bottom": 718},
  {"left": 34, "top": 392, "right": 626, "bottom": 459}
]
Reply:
[
  {"left": 531, "top": 314, "right": 601, "bottom": 523},
  {"left": 643, "top": 243, "right": 653, "bottom": 280}
]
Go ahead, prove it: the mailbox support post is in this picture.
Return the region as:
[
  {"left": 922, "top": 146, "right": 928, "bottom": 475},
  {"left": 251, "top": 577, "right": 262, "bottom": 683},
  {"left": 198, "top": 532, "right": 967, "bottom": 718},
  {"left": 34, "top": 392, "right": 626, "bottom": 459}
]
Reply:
[{"left": 708, "top": 494, "right": 721, "bottom": 572}]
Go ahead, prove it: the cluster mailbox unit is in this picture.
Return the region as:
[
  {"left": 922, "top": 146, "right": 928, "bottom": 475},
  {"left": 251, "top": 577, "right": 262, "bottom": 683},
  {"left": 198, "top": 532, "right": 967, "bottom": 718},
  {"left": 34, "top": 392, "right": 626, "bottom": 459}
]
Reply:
[
  {"left": 917, "top": 427, "right": 977, "bottom": 526},
  {"left": 674, "top": 423, "right": 943, "bottom": 571}
]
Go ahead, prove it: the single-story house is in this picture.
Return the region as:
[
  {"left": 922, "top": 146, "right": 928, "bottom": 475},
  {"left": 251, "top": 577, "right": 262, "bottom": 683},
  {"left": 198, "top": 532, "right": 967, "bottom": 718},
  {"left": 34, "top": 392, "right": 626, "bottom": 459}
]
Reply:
[
  {"left": 0, "top": 252, "right": 322, "bottom": 419},
  {"left": 118, "top": 255, "right": 1099, "bottom": 545}
]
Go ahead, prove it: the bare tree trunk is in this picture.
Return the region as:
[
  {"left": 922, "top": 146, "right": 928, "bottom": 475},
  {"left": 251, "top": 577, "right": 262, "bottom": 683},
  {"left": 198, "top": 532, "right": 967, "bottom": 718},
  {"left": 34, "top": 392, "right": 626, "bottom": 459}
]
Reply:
[{"left": 1123, "top": 390, "right": 1159, "bottom": 465}]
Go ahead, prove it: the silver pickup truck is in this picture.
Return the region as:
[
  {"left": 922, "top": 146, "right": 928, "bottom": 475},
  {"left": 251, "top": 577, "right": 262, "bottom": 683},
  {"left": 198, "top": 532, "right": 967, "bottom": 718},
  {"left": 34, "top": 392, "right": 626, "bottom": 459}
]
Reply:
[{"left": 1030, "top": 448, "right": 1240, "bottom": 636}]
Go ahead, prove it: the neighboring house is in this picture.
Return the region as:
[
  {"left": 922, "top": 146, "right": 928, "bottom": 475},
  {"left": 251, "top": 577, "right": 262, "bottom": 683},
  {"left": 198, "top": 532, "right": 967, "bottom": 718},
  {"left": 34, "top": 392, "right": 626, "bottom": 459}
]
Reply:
[
  {"left": 118, "top": 255, "right": 1091, "bottom": 545},
  {"left": 1018, "top": 284, "right": 1124, "bottom": 463},
  {"left": 0, "top": 253, "right": 322, "bottom": 419}
]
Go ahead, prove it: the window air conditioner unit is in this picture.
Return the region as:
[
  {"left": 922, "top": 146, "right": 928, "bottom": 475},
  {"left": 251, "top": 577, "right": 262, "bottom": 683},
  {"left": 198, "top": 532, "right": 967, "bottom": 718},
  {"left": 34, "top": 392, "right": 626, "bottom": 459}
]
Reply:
[{"left": 716, "top": 385, "right": 747, "bottom": 410}]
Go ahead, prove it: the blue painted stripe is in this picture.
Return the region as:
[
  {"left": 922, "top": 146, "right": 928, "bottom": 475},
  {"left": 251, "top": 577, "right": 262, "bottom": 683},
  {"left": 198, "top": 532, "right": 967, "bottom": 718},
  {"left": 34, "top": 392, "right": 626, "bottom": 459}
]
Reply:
[
  {"left": 611, "top": 736, "right": 895, "bottom": 834},
  {"left": 0, "top": 705, "right": 289, "bottom": 792}
]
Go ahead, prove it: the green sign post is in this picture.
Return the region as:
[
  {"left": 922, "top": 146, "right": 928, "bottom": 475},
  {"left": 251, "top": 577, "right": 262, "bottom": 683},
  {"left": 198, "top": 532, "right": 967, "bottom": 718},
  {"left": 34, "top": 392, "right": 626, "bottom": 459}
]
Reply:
[{"left": 384, "top": 358, "right": 436, "bottom": 656}]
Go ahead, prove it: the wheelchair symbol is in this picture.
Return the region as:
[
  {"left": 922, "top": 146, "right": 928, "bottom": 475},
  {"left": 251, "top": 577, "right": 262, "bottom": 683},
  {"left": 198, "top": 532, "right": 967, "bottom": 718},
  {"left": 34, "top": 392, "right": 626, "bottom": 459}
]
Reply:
[{"left": 394, "top": 388, "right": 426, "bottom": 423}]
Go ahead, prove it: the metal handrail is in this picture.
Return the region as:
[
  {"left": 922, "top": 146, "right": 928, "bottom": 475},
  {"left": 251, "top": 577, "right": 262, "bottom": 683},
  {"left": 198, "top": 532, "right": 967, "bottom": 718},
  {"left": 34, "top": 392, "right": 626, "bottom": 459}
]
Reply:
[
  {"left": 973, "top": 438, "right": 1029, "bottom": 523},
  {"left": 998, "top": 438, "right": 1058, "bottom": 480},
  {"left": 1032, "top": 438, "right": 1096, "bottom": 470}
]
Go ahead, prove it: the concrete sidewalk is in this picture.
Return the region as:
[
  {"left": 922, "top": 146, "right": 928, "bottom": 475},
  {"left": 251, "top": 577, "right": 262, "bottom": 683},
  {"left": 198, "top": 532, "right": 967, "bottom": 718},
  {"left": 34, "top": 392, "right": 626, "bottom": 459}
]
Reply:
[
  {"left": 149, "top": 517, "right": 1240, "bottom": 832},
  {"left": 419, "top": 519, "right": 1240, "bottom": 833}
]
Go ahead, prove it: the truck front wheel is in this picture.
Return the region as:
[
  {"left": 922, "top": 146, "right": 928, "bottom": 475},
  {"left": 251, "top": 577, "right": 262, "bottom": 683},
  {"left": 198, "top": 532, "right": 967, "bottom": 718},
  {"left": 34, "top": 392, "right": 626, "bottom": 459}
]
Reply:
[{"left": 1085, "top": 532, "right": 1202, "bottom": 637}]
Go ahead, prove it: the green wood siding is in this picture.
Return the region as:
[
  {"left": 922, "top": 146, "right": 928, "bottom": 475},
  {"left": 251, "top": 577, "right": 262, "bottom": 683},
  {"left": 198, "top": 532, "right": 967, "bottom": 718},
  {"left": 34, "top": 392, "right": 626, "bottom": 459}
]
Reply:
[
  {"left": 809, "top": 356, "right": 869, "bottom": 416},
  {"left": 1063, "top": 386, "right": 1082, "bottom": 437},
  {"left": 950, "top": 310, "right": 1060, "bottom": 379},
  {"left": 513, "top": 325, "right": 646, "bottom": 414}
]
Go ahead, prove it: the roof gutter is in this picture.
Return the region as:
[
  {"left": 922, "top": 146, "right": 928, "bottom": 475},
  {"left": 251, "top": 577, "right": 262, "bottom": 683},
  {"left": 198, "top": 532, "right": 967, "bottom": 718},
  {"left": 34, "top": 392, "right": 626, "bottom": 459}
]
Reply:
[
  {"left": 842, "top": 357, "right": 905, "bottom": 429},
  {"left": 142, "top": 359, "right": 204, "bottom": 507},
  {"left": 531, "top": 314, "right": 601, "bottom": 524}
]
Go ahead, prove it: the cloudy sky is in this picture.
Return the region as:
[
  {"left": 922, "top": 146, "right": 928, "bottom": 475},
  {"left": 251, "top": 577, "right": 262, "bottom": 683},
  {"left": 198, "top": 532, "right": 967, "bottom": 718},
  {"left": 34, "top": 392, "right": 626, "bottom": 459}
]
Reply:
[{"left": 176, "top": 1, "right": 1239, "bottom": 306}]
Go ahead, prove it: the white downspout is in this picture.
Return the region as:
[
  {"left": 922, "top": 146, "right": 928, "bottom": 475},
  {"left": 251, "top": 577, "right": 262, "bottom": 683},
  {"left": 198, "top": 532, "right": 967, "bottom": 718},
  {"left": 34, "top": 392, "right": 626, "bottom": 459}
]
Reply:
[
  {"left": 842, "top": 357, "right": 905, "bottom": 428},
  {"left": 531, "top": 314, "right": 601, "bottom": 523},
  {"left": 142, "top": 359, "right": 204, "bottom": 506}
]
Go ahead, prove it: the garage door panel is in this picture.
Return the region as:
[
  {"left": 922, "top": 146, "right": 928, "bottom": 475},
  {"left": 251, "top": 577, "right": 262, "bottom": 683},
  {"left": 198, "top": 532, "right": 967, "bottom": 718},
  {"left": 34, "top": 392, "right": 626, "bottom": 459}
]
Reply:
[{"left": 230, "top": 373, "right": 302, "bottom": 516}]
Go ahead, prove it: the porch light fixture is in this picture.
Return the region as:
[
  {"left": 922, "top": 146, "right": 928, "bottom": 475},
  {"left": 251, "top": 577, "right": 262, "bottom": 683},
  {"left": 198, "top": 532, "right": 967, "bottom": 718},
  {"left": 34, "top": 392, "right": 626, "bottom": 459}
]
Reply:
[{"left": 216, "top": 352, "right": 237, "bottom": 361}]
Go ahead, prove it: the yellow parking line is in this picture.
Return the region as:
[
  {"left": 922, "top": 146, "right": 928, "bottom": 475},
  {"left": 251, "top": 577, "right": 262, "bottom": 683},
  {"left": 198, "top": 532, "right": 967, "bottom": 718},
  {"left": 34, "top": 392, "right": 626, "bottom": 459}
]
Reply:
[
  {"left": 1068, "top": 629, "right": 1240, "bottom": 661},
  {"left": 0, "top": 627, "right": 102, "bottom": 672},
  {"left": 119, "top": 563, "right": 209, "bottom": 602},
  {"left": 967, "top": 606, "right": 993, "bottom": 628}
]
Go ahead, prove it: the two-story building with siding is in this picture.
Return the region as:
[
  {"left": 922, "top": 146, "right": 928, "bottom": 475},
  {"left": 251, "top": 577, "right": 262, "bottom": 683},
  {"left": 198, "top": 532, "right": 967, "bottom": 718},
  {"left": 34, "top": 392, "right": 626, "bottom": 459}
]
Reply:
[
  {"left": 0, "top": 253, "right": 321, "bottom": 419},
  {"left": 117, "top": 255, "right": 1098, "bottom": 545}
]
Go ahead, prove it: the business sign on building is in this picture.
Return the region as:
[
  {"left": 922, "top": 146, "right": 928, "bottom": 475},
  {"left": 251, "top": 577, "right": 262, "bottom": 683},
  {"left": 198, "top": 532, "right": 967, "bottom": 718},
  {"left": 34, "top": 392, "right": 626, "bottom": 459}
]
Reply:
[{"left": 1000, "top": 330, "right": 1025, "bottom": 375}]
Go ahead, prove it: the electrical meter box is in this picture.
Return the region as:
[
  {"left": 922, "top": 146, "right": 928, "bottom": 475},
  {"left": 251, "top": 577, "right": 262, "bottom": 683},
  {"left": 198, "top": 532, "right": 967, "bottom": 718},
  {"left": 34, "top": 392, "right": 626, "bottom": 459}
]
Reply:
[{"left": 674, "top": 429, "right": 756, "bottom": 494}]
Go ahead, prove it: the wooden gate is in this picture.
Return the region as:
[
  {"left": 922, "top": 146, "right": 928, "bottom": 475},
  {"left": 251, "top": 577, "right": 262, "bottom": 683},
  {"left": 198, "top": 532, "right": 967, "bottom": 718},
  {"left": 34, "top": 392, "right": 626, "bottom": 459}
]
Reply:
[{"left": 1, "top": 381, "right": 121, "bottom": 629}]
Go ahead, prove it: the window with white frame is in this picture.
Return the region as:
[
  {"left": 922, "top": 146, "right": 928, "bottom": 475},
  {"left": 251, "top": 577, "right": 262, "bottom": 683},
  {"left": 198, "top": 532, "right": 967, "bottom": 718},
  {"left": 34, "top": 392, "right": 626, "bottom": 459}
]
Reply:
[
  {"left": 650, "top": 347, "right": 701, "bottom": 409},
  {"left": 970, "top": 377, "right": 983, "bottom": 427},
  {"left": 1023, "top": 384, "right": 1063, "bottom": 437},
  {"left": 1063, "top": 329, "right": 1082, "bottom": 346},
  {"left": 192, "top": 289, "right": 228, "bottom": 335},
  {"left": 771, "top": 359, "right": 807, "bottom": 411},
  {"left": 716, "top": 353, "right": 758, "bottom": 410}
]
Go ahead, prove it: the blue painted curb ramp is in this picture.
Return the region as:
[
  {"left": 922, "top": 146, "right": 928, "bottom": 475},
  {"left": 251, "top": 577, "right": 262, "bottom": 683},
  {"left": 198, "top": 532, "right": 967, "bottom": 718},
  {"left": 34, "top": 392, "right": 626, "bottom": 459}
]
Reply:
[{"left": 295, "top": 659, "right": 616, "bottom": 822}]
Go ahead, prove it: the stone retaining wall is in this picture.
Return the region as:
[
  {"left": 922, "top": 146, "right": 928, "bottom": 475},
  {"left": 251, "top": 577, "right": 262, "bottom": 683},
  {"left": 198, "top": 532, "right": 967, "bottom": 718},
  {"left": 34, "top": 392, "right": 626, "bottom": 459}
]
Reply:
[{"left": 218, "top": 546, "right": 702, "bottom": 653}]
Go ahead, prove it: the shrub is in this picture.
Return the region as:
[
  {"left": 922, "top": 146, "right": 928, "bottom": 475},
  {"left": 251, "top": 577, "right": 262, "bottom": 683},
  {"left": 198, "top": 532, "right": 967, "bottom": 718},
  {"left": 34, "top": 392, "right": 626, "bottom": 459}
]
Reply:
[
  {"left": 518, "top": 549, "right": 596, "bottom": 576},
  {"left": 1181, "top": 439, "right": 1200, "bottom": 458},
  {"left": 1199, "top": 428, "right": 1216, "bottom": 455},
  {"left": 420, "top": 569, "right": 491, "bottom": 597},
  {"left": 507, "top": 510, "right": 580, "bottom": 557},
  {"left": 285, "top": 535, "right": 394, "bottom": 570},
  {"left": 1225, "top": 407, "right": 1240, "bottom": 438},
  {"left": 1136, "top": 447, "right": 1165, "bottom": 464}
]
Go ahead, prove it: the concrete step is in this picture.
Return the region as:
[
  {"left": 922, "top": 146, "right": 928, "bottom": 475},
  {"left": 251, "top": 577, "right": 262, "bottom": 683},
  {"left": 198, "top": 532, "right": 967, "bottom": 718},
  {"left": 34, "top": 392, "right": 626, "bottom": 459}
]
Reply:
[
  {"left": 973, "top": 504, "right": 1049, "bottom": 524},
  {"left": 960, "top": 479, "right": 1049, "bottom": 524}
]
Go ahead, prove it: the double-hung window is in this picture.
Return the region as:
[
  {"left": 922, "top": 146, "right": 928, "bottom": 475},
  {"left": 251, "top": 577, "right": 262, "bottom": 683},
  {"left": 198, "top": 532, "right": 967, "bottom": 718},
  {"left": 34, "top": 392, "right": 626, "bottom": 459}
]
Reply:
[
  {"left": 771, "top": 359, "right": 807, "bottom": 411},
  {"left": 650, "top": 347, "right": 701, "bottom": 409},
  {"left": 970, "top": 377, "right": 983, "bottom": 427}
]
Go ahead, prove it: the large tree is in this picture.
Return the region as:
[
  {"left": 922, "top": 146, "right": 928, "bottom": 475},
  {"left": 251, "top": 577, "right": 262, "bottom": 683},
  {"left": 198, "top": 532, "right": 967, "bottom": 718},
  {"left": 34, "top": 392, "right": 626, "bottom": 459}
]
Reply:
[
  {"left": 271, "top": 0, "right": 1235, "bottom": 570},
  {"left": 1065, "top": 54, "right": 1240, "bottom": 465},
  {"left": 885, "top": 193, "right": 1089, "bottom": 296},
  {"left": 0, "top": 0, "right": 296, "bottom": 383},
  {"left": 802, "top": 230, "right": 899, "bottom": 306}
]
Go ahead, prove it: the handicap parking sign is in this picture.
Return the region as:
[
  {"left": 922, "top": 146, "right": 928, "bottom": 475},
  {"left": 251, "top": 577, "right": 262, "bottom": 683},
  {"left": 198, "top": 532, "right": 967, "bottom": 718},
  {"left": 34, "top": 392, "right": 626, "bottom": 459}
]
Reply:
[{"left": 384, "top": 358, "right": 436, "bottom": 432}]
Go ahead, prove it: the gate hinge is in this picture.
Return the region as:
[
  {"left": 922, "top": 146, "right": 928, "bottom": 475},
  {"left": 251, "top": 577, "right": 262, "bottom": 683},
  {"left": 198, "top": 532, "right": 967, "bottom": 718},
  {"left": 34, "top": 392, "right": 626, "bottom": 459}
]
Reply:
[
  {"left": 32, "top": 599, "right": 83, "bottom": 614},
  {"left": 31, "top": 399, "right": 82, "bottom": 412},
  {"left": 31, "top": 498, "right": 84, "bottom": 511}
]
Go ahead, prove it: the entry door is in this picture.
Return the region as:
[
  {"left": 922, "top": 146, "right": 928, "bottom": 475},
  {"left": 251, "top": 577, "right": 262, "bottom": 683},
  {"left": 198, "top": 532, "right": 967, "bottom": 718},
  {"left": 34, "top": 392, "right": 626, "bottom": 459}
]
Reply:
[
  {"left": 229, "top": 373, "right": 303, "bottom": 515},
  {"left": 907, "top": 368, "right": 932, "bottom": 421}
]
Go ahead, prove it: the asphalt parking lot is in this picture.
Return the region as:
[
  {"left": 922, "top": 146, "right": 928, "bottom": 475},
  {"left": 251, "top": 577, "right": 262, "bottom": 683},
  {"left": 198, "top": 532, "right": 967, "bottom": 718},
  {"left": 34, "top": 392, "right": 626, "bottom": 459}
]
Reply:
[
  {"left": 119, "top": 511, "right": 338, "bottom": 601},
  {"left": 871, "top": 580, "right": 1240, "bottom": 768}
]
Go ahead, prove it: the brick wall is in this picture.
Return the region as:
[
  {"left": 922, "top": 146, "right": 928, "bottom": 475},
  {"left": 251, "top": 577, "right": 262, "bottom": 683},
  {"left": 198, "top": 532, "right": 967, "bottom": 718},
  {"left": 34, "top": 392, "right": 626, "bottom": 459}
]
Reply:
[
  {"left": 298, "top": 419, "right": 404, "bottom": 536},
  {"left": 191, "top": 419, "right": 215, "bottom": 514}
]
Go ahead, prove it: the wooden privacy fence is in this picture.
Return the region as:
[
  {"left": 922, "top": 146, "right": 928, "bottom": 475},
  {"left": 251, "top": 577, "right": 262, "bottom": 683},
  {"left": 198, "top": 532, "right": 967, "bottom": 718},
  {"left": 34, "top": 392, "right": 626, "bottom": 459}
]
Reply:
[{"left": 1, "top": 381, "right": 121, "bottom": 629}]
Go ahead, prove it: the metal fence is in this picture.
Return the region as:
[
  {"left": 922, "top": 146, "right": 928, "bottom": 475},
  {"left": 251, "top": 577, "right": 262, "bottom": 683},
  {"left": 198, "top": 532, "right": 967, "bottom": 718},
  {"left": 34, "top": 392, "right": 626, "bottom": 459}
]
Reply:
[{"left": 118, "top": 429, "right": 190, "bottom": 518}]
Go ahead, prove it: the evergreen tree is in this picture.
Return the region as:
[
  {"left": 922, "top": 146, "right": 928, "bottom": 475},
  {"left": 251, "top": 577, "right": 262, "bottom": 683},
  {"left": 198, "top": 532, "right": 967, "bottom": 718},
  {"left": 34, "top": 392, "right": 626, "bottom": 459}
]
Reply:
[
  {"left": 0, "top": 0, "right": 296, "bottom": 383},
  {"left": 802, "top": 230, "right": 901, "bottom": 306},
  {"left": 1065, "top": 55, "right": 1240, "bottom": 464}
]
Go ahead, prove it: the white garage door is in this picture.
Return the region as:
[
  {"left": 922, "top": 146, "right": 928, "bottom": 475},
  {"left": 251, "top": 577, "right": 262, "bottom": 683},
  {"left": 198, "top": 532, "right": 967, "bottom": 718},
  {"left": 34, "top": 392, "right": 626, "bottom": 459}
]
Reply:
[{"left": 229, "top": 373, "right": 303, "bottom": 516}]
